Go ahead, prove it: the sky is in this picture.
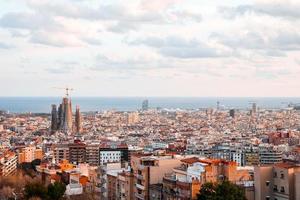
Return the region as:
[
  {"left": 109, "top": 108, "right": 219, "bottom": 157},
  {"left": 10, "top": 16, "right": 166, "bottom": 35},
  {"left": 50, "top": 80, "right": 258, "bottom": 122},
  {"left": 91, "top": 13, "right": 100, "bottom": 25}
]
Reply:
[{"left": 0, "top": 0, "right": 300, "bottom": 97}]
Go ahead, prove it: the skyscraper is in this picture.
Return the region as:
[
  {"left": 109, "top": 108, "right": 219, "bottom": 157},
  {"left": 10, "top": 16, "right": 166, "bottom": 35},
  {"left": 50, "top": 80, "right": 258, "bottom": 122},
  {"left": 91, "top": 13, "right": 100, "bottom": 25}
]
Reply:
[
  {"left": 75, "top": 105, "right": 82, "bottom": 133},
  {"left": 229, "top": 109, "right": 235, "bottom": 118},
  {"left": 142, "top": 99, "right": 149, "bottom": 111},
  {"left": 252, "top": 103, "right": 257, "bottom": 114}
]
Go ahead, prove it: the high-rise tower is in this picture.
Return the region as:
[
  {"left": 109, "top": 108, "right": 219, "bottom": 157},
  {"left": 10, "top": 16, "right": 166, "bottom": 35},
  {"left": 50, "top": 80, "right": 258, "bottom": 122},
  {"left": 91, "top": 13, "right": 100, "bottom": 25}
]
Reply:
[{"left": 142, "top": 99, "right": 149, "bottom": 111}]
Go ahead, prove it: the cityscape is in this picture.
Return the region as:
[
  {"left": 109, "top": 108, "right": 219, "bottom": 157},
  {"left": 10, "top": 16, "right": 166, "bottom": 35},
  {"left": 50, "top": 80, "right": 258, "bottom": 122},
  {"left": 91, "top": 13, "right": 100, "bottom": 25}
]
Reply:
[{"left": 1, "top": 1, "right": 300, "bottom": 200}]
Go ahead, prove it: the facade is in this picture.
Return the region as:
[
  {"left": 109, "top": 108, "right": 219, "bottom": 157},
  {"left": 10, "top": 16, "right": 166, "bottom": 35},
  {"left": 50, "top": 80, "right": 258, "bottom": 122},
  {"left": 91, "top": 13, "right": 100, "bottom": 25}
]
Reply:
[
  {"left": 18, "top": 146, "right": 43, "bottom": 163},
  {"left": 259, "top": 146, "right": 283, "bottom": 164},
  {"left": 254, "top": 163, "right": 300, "bottom": 200},
  {"left": 163, "top": 157, "right": 253, "bottom": 200},
  {"left": 69, "top": 142, "right": 86, "bottom": 164},
  {"left": 116, "top": 170, "right": 134, "bottom": 200},
  {"left": 131, "top": 154, "right": 184, "bottom": 200},
  {"left": 53, "top": 143, "right": 69, "bottom": 163},
  {"left": 99, "top": 142, "right": 129, "bottom": 166},
  {"left": 0, "top": 151, "right": 17, "bottom": 176},
  {"left": 86, "top": 143, "right": 100, "bottom": 166}
]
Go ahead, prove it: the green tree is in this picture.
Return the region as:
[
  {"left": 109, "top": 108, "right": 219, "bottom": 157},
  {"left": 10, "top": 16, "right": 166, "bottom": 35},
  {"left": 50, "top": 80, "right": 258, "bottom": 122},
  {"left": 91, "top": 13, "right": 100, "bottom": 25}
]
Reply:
[
  {"left": 47, "top": 182, "right": 66, "bottom": 200},
  {"left": 24, "top": 182, "right": 48, "bottom": 200},
  {"left": 197, "top": 180, "right": 246, "bottom": 200}
]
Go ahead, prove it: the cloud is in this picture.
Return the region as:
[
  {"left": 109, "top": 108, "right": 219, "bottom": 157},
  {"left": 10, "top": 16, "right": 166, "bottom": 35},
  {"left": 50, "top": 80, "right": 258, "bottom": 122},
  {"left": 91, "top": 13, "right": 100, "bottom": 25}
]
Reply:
[
  {"left": 0, "top": 42, "right": 14, "bottom": 49},
  {"left": 0, "top": 12, "right": 59, "bottom": 30},
  {"left": 210, "top": 31, "right": 300, "bottom": 57},
  {"left": 30, "top": 31, "right": 83, "bottom": 47},
  {"left": 219, "top": 1, "right": 300, "bottom": 19},
  {"left": 140, "top": 0, "right": 182, "bottom": 11},
  {"left": 128, "top": 36, "right": 226, "bottom": 58},
  {"left": 46, "top": 66, "right": 74, "bottom": 74}
]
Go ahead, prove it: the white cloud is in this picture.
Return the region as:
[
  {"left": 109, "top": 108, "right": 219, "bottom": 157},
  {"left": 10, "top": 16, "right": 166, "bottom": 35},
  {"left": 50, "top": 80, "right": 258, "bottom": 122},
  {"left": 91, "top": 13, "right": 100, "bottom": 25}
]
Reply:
[{"left": 0, "top": 0, "right": 299, "bottom": 96}]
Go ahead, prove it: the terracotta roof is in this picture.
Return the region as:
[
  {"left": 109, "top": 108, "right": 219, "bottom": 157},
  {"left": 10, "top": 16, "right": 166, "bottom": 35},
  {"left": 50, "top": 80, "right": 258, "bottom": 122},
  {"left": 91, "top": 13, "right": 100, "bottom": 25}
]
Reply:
[{"left": 180, "top": 157, "right": 199, "bottom": 164}]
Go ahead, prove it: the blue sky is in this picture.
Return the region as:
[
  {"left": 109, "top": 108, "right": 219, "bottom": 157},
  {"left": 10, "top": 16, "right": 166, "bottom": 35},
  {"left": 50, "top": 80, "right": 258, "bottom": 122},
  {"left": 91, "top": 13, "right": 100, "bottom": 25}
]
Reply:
[{"left": 0, "top": 0, "right": 299, "bottom": 97}]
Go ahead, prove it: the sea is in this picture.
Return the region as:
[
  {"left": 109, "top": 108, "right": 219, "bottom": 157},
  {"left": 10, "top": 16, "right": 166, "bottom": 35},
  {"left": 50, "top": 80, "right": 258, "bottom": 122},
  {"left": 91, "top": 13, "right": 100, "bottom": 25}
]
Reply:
[{"left": 0, "top": 97, "right": 300, "bottom": 113}]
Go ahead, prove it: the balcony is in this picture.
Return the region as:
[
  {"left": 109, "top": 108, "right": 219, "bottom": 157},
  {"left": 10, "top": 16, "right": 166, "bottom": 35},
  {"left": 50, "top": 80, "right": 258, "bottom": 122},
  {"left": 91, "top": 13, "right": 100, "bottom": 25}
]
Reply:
[
  {"left": 135, "top": 193, "right": 145, "bottom": 200},
  {"left": 136, "top": 183, "right": 145, "bottom": 190}
]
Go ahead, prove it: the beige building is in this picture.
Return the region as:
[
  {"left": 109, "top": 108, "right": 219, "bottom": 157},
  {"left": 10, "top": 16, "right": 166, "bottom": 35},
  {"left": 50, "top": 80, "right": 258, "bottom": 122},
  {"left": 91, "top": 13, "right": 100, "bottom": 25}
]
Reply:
[
  {"left": 254, "top": 163, "right": 300, "bottom": 200},
  {"left": 127, "top": 112, "right": 139, "bottom": 124},
  {"left": 131, "top": 154, "right": 183, "bottom": 200},
  {"left": 18, "top": 146, "right": 43, "bottom": 163},
  {"left": 117, "top": 171, "right": 134, "bottom": 200}
]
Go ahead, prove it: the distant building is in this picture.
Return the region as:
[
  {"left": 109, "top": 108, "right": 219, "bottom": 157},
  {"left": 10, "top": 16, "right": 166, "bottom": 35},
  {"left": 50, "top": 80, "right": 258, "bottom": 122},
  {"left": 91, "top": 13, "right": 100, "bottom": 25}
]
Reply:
[
  {"left": 51, "top": 97, "right": 73, "bottom": 133},
  {"left": 259, "top": 145, "right": 282, "bottom": 164},
  {"left": 229, "top": 109, "right": 235, "bottom": 118},
  {"left": 51, "top": 95, "right": 82, "bottom": 134},
  {"left": 75, "top": 106, "right": 82, "bottom": 133},
  {"left": 51, "top": 104, "right": 58, "bottom": 132},
  {"left": 142, "top": 99, "right": 149, "bottom": 111},
  {"left": 18, "top": 146, "right": 43, "bottom": 163},
  {"left": 52, "top": 143, "right": 69, "bottom": 163},
  {"left": 69, "top": 142, "right": 86, "bottom": 165},
  {"left": 86, "top": 143, "right": 100, "bottom": 166},
  {"left": 127, "top": 112, "right": 139, "bottom": 124},
  {"left": 252, "top": 103, "right": 257, "bottom": 115},
  {"left": 99, "top": 142, "right": 129, "bottom": 166}
]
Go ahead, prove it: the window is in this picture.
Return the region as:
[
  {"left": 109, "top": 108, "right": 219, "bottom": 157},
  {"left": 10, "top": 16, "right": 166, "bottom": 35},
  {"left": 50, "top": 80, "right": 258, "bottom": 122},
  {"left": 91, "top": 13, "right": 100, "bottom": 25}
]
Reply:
[
  {"left": 280, "top": 186, "right": 285, "bottom": 193},
  {"left": 265, "top": 181, "right": 270, "bottom": 186},
  {"left": 280, "top": 173, "right": 284, "bottom": 179},
  {"left": 265, "top": 196, "right": 270, "bottom": 200},
  {"left": 273, "top": 185, "right": 278, "bottom": 192}
]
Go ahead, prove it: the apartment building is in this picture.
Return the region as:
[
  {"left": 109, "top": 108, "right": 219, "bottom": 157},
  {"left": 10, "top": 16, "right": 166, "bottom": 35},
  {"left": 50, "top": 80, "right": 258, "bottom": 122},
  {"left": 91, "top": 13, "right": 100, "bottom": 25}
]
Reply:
[
  {"left": 69, "top": 142, "right": 86, "bottom": 164},
  {"left": 254, "top": 163, "right": 300, "bottom": 200},
  {"left": 162, "top": 157, "right": 253, "bottom": 200},
  {"left": 18, "top": 146, "right": 43, "bottom": 163},
  {"left": 116, "top": 170, "right": 134, "bottom": 200},
  {"left": 86, "top": 143, "right": 100, "bottom": 166},
  {"left": 259, "top": 145, "right": 283, "bottom": 165},
  {"left": 131, "top": 154, "right": 183, "bottom": 200},
  {"left": 52, "top": 143, "right": 69, "bottom": 163},
  {"left": 0, "top": 151, "right": 17, "bottom": 176},
  {"left": 99, "top": 142, "right": 129, "bottom": 166}
]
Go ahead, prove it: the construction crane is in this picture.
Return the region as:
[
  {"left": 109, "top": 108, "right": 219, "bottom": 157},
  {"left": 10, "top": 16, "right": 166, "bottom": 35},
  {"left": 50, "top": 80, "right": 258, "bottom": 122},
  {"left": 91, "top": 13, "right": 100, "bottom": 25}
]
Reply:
[{"left": 53, "top": 87, "right": 74, "bottom": 97}]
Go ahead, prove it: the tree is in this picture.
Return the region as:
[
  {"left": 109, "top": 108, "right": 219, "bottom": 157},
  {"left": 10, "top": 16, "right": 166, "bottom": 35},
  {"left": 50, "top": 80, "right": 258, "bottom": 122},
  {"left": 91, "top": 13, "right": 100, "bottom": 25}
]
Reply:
[
  {"left": 47, "top": 182, "right": 66, "bottom": 200},
  {"left": 24, "top": 182, "right": 48, "bottom": 200},
  {"left": 197, "top": 180, "right": 246, "bottom": 200}
]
